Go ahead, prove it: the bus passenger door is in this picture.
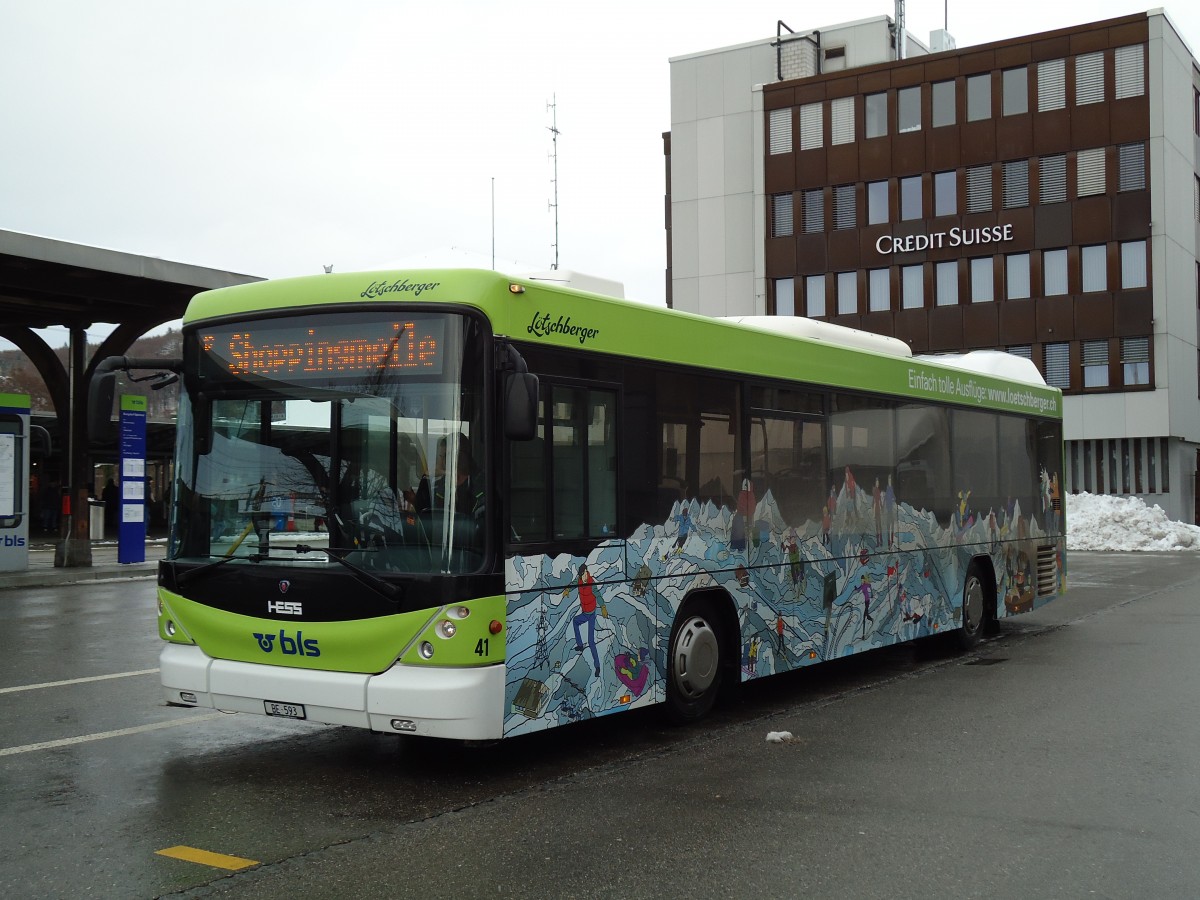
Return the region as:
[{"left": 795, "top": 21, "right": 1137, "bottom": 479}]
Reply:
[{"left": 504, "top": 381, "right": 646, "bottom": 735}]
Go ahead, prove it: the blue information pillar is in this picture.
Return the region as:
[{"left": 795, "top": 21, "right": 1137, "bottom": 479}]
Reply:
[{"left": 118, "top": 394, "right": 147, "bottom": 564}]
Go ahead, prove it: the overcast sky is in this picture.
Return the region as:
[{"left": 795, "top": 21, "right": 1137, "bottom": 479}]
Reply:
[{"left": 3, "top": 0, "right": 1198, "bottom": 349}]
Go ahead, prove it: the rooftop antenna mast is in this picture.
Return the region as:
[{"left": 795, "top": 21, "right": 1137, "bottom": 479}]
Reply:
[{"left": 547, "top": 94, "right": 560, "bottom": 270}]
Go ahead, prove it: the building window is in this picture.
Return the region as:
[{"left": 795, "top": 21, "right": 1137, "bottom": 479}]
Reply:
[
  {"left": 1118, "top": 143, "right": 1146, "bottom": 191},
  {"left": 1007, "top": 253, "right": 1031, "bottom": 299},
  {"left": 774, "top": 278, "right": 796, "bottom": 316},
  {"left": 1121, "top": 336, "right": 1150, "bottom": 385},
  {"left": 971, "top": 257, "right": 994, "bottom": 302},
  {"left": 967, "top": 73, "right": 991, "bottom": 121},
  {"left": 1121, "top": 240, "right": 1147, "bottom": 289},
  {"left": 1040, "top": 155, "right": 1067, "bottom": 203},
  {"left": 1082, "top": 244, "right": 1107, "bottom": 292},
  {"left": 1003, "top": 159, "right": 1029, "bottom": 208},
  {"left": 768, "top": 108, "right": 792, "bottom": 155},
  {"left": 803, "top": 189, "right": 824, "bottom": 233},
  {"left": 1077, "top": 148, "right": 1105, "bottom": 197},
  {"left": 1082, "top": 340, "right": 1110, "bottom": 388},
  {"left": 966, "top": 165, "right": 992, "bottom": 212},
  {"left": 869, "top": 268, "right": 890, "bottom": 312},
  {"left": 806, "top": 275, "right": 826, "bottom": 317},
  {"left": 1043, "top": 342, "right": 1070, "bottom": 388},
  {"left": 934, "top": 171, "right": 957, "bottom": 216},
  {"left": 1043, "top": 249, "right": 1068, "bottom": 295},
  {"left": 771, "top": 193, "right": 794, "bottom": 237},
  {"left": 1114, "top": 45, "right": 1145, "bottom": 99},
  {"left": 836, "top": 271, "right": 857, "bottom": 315},
  {"left": 1076, "top": 52, "right": 1104, "bottom": 105},
  {"left": 1002, "top": 67, "right": 1028, "bottom": 115},
  {"left": 867, "top": 180, "right": 888, "bottom": 225},
  {"left": 799, "top": 102, "right": 823, "bottom": 150},
  {"left": 831, "top": 97, "right": 854, "bottom": 145},
  {"left": 898, "top": 86, "right": 921, "bottom": 133},
  {"left": 866, "top": 92, "right": 887, "bottom": 138},
  {"left": 902, "top": 265, "right": 924, "bottom": 309},
  {"left": 1037, "top": 59, "right": 1066, "bottom": 111},
  {"left": 834, "top": 184, "right": 856, "bottom": 229},
  {"left": 900, "top": 176, "right": 922, "bottom": 221},
  {"left": 936, "top": 261, "right": 958, "bottom": 306},
  {"left": 932, "top": 80, "right": 956, "bottom": 127},
  {"left": 1007, "top": 345, "right": 1032, "bottom": 360}
]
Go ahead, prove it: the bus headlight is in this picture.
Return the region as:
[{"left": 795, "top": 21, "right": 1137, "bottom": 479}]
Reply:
[
  {"left": 419, "top": 641, "right": 434, "bottom": 659},
  {"left": 165, "top": 620, "right": 177, "bottom": 636},
  {"left": 437, "top": 620, "right": 457, "bottom": 639}
]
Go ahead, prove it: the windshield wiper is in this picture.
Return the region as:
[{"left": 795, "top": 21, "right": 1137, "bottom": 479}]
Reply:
[
  {"left": 291, "top": 544, "right": 404, "bottom": 603},
  {"left": 175, "top": 552, "right": 266, "bottom": 587}
]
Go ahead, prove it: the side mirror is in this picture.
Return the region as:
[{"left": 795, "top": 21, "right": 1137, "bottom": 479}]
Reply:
[
  {"left": 88, "top": 370, "right": 118, "bottom": 443},
  {"left": 504, "top": 372, "right": 539, "bottom": 441}
]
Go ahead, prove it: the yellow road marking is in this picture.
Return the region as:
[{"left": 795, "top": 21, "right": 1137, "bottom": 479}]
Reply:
[{"left": 156, "top": 845, "right": 259, "bottom": 870}]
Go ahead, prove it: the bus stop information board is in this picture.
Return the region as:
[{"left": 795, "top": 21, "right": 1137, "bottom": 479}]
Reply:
[{"left": 118, "top": 394, "right": 147, "bottom": 564}]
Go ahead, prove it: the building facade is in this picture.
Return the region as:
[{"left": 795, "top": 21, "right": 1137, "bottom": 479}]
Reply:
[{"left": 667, "top": 11, "right": 1200, "bottom": 523}]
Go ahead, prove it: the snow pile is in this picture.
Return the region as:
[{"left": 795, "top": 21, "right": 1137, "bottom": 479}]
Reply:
[{"left": 1067, "top": 492, "right": 1200, "bottom": 552}]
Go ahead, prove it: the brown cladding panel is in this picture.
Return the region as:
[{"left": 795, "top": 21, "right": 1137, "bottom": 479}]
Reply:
[
  {"left": 860, "top": 311, "right": 896, "bottom": 337},
  {"left": 1110, "top": 96, "right": 1150, "bottom": 144},
  {"left": 1030, "top": 36, "right": 1072, "bottom": 62},
  {"left": 832, "top": 313, "right": 864, "bottom": 330},
  {"left": 1032, "top": 108, "right": 1072, "bottom": 156},
  {"left": 826, "top": 78, "right": 858, "bottom": 100},
  {"left": 858, "top": 71, "right": 890, "bottom": 93},
  {"left": 1112, "top": 192, "right": 1150, "bottom": 241},
  {"left": 928, "top": 306, "right": 964, "bottom": 350},
  {"left": 1074, "top": 295, "right": 1115, "bottom": 339},
  {"left": 996, "top": 114, "right": 1033, "bottom": 160},
  {"left": 765, "top": 237, "right": 796, "bottom": 277},
  {"left": 859, "top": 137, "right": 893, "bottom": 181},
  {"left": 827, "top": 144, "right": 861, "bottom": 184},
  {"left": 998, "top": 208, "right": 1036, "bottom": 252},
  {"left": 960, "top": 121, "right": 999, "bottom": 166},
  {"left": 894, "top": 309, "right": 929, "bottom": 352},
  {"left": 959, "top": 50, "right": 996, "bottom": 76},
  {"left": 765, "top": 88, "right": 795, "bottom": 110},
  {"left": 1071, "top": 104, "right": 1111, "bottom": 147},
  {"left": 962, "top": 302, "right": 1000, "bottom": 348},
  {"left": 924, "top": 57, "right": 958, "bottom": 81},
  {"left": 1114, "top": 292, "right": 1152, "bottom": 334},
  {"left": 1108, "top": 21, "right": 1149, "bottom": 45},
  {"left": 926, "top": 127, "right": 961, "bottom": 170},
  {"left": 892, "top": 132, "right": 927, "bottom": 176},
  {"left": 995, "top": 44, "right": 1033, "bottom": 68},
  {"left": 1034, "top": 203, "right": 1073, "bottom": 248},
  {"left": 999, "top": 298, "right": 1037, "bottom": 343},
  {"left": 1069, "top": 29, "right": 1110, "bottom": 55},
  {"left": 765, "top": 155, "right": 793, "bottom": 193},
  {"left": 795, "top": 234, "right": 828, "bottom": 275},
  {"left": 1035, "top": 296, "right": 1075, "bottom": 341},
  {"left": 891, "top": 65, "right": 925, "bottom": 88},
  {"left": 1073, "top": 197, "right": 1112, "bottom": 245},
  {"left": 796, "top": 151, "right": 829, "bottom": 190},
  {"left": 827, "top": 231, "right": 861, "bottom": 270},
  {"left": 794, "top": 83, "right": 827, "bottom": 105}
]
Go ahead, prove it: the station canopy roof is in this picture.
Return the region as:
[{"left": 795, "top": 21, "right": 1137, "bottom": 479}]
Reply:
[{"left": 0, "top": 228, "right": 260, "bottom": 331}]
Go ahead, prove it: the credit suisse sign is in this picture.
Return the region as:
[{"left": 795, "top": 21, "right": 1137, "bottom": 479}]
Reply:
[{"left": 876, "top": 224, "right": 1015, "bottom": 255}]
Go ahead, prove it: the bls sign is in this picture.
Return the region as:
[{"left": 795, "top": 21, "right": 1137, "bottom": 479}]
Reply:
[
  {"left": 2, "top": 535, "right": 27, "bottom": 548},
  {"left": 251, "top": 629, "right": 321, "bottom": 658}
]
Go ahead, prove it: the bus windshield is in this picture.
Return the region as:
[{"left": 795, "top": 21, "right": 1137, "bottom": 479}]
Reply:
[{"left": 169, "top": 310, "right": 487, "bottom": 575}]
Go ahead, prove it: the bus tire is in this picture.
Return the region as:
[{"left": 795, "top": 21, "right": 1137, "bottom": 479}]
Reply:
[
  {"left": 665, "top": 604, "right": 723, "bottom": 723},
  {"left": 957, "top": 563, "right": 988, "bottom": 651}
]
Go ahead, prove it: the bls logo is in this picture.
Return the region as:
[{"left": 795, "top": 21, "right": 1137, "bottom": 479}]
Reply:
[
  {"left": 2, "top": 535, "right": 27, "bottom": 548},
  {"left": 251, "top": 629, "right": 321, "bottom": 658}
]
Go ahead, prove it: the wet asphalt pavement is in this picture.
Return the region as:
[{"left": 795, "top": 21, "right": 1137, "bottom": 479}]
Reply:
[{"left": 1, "top": 550, "right": 1198, "bottom": 898}]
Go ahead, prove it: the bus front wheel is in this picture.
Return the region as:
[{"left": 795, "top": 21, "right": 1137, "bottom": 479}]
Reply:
[
  {"left": 957, "top": 565, "right": 987, "bottom": 651},
  {"left": 665, "top": 611, "right": 722, "bottom": 722}
]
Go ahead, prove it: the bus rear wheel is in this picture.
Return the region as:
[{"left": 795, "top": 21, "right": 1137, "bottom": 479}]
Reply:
[
  {"left": 957, "top": 564, "right": 987, "bottom": 651},
  {"left": 665, "top": 611, "right": 722, "bottom": 722}
]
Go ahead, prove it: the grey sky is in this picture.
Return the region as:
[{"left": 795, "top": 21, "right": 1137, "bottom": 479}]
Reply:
[{"left": 3, "top": 0, "right": 1197, "bottom": 350}]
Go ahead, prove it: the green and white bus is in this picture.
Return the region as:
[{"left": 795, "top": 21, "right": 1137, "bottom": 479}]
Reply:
[{"left": 95, "top": 268, "right": 1064, "bottom": 740}]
